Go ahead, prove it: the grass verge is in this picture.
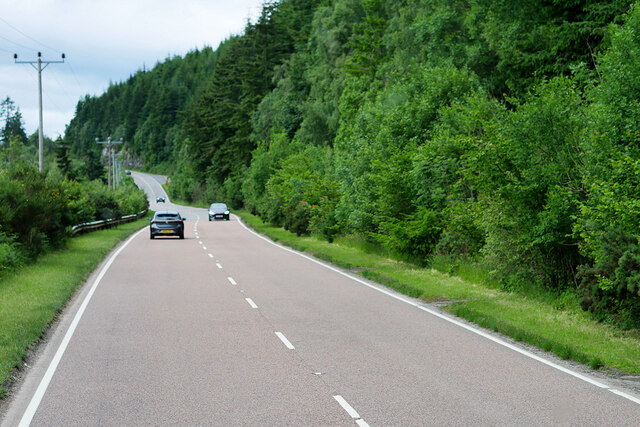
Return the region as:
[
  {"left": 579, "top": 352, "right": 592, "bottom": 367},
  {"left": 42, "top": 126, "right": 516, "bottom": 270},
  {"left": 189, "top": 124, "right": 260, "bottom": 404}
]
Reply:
[
  {"left": 237, "top": 210, "right": 640, "bottom": 374},
  {"left": 0, "top": 216, "right": 151, "bottom": 400}
]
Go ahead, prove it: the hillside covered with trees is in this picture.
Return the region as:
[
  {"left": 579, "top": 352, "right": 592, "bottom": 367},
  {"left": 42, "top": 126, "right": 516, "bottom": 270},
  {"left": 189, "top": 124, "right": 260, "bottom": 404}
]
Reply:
[{"left": 65, "top": 0, "right": 640, "bottom": 328}]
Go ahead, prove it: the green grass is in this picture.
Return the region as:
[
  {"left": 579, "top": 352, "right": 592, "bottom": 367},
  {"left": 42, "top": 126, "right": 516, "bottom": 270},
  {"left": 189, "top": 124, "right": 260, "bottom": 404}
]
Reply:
[
  {"left": 237, "top": 210, "right": 640, "bottom": 374},
  {"left": 0, "top": 216, "right": 151, "bottom": 399}
]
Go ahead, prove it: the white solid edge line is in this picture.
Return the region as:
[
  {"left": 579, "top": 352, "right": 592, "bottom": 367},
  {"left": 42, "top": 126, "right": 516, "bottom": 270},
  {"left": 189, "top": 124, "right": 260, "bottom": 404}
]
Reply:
[
  {"left": 333, "top": 395, "right": 360, "bottom": 419},
  {"left": 19, "top": 227, "right": 147, "bottom": 427},
  {"left": 356, "top": 419, "right": 371, "bottom": 427},
  {"left": 227, "top": 277, "right": 237, "bottom": 285},
  {"left": 234, "top": 216, "right": 640, "bottom": 405},
  {"left": 610, "top": 389, "right": 640, "bottom": 405},
  {"left": 275, "top": 332, "right": 295, "bottom": 350},
  {"left": 246, "top": 298, "right": 258, "bottom": 309}
]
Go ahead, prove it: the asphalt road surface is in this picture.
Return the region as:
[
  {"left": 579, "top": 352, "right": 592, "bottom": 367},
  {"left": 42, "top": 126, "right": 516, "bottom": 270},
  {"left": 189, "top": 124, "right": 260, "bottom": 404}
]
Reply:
[{"left": 3, "top": 172, "right": 640, "bottom": 426}]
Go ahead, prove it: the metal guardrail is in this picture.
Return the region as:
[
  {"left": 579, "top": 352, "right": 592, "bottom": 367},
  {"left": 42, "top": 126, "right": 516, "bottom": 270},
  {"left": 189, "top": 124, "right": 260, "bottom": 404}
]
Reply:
[{"left": 71, "top": 210, "right": 147, "bottom": 235}]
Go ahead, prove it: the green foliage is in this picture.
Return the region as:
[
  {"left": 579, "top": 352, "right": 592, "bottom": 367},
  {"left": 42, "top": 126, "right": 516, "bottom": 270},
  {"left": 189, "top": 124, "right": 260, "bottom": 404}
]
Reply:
[
  {"left": 0, "top": 157, "right": 91, "bottom": 260},
  {"left": 242, "top": 132, "right": 299, "bottom": 217},
  {"left": 374, "top": 207, "right": 442, "bottom": 263},
  {"left": 335, "top": 65, "right": 481, "bottom": 250},
  {"left": 0, "top": 136, "right": 147, "bottom": 274},
  {"left": 470, "top": 78, "right": 585, "bottom": 291},
  {"left": 263, "top": 146, "right": 339, "bottom": 238},
  {"left": 574, "top": 3, "right": 640, "bottom": 326},
  {"left": 0, "top": 228, "right": 21, "bottom": 273},
  {"left": 0, "top": 97, "right": 27, "bottom": 146},
  {"left": 467, "top": 0, "right": 633, "bottom": 96},
  {"left": 55, "top": 136, "right": 75, "bottom": 180}
]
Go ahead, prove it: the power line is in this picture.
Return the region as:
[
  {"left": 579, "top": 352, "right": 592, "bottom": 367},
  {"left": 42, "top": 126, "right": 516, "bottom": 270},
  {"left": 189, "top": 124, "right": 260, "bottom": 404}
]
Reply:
[
  {"left": 0, "top": 16, "right": 62, "bottom": 54},
  {"left": 0, "top": 33, "right": 37, "bottom": 52},
  {"left": 65, "top": 59, "right": 88, "bottom": 98},
  {"left": 49, "top": 66, "right": 78, "bottom": 108}
]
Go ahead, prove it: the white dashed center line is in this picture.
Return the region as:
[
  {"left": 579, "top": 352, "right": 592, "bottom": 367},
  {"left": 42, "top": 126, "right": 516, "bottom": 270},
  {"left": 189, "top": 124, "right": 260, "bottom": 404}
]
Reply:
[
  {"left": 275, "top": 332, "right": 295, "bottom": 350},
  {"left": 216, "top": 263, "right": 223, "bottom": 269},
  {"left": 245, "top": 298, "right": 258, "bottom": 309},
  {"left": 333, "top": 395, "right": 369, "bottom": 425},
  {"left": 208, "top": 253, "right": 214, "bottom": 258},
  {"left": 227, "top": 277, "right": 237, "bottom": 285}
]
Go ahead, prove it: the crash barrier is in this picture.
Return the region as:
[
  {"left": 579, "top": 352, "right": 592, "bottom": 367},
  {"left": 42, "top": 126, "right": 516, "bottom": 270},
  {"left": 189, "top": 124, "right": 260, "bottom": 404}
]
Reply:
[{"left": 71, "top": 210, "right": 147, "bottom": 235}]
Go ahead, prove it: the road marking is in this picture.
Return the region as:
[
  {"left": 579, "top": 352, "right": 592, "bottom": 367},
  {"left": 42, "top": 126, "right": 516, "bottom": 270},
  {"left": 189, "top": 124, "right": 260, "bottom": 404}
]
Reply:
[
  {"left": 227, "top": 277, "right": 237, "bottom": 285},
  {"left": 203, "top": 246, "right": 207, "bottom": 250},
  {"left": 208, "top": 253, "right": 214, "bottom": 258},
  {"left": 333, "top": 395, "right": 360, "bottom": 418},
  {"left": 245, "top": 298, "right": 258, "bottom": 309},
  {"left": 611, "top": 388, "right": 640, "bottom": 404},
  {"left": 198, "top": 241, "right": 203, "bottom": 245},
  {"left": 275, "top": 332, "right": 295, "bottom": 350},
  {"left": 332, "top": 395, "right": 370, "bottom": 426},
  {"left": 18, "top": 227, "right": 147, "bottom": 427},
  {"left": 216, "top": 263, "right": 223, "bottom": 269},
  {"left": 235, "top": 216, "right": 640, "bottom": 405}
]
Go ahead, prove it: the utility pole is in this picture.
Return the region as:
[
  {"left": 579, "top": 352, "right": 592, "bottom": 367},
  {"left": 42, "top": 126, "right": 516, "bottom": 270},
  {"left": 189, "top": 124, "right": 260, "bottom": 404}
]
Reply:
[
  {"left": 96, "top": 136, "right": 123, "bottom": 188},
  {"left": 112, "top": 149, "right": 119, "bottom": 188},
  {"left": 14, "top": 52, "right": 65, "bottom": 172}
]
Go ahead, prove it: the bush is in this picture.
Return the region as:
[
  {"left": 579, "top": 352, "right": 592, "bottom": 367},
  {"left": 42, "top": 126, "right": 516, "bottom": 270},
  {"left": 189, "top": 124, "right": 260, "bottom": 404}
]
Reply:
[
  {"left": 0, "top": 146, "right": 147, "bottom": 273},
  {"left": 83, "top": 180, "right": 121, "bottom": 220},
  {"left": 374, "top": 207, "right": 442, "bottom": 262},
  {"left": 469, "top": 77, "right": 584, "bottom": 291},
  {"left": 0, "top": 229, "right": 21, "bottom": 272},
  {"left": 577, "top": 230, "right": 640, "bottom": 328},
  {"left": 264, "top": 146, "right": 339, "bottom": 237}
]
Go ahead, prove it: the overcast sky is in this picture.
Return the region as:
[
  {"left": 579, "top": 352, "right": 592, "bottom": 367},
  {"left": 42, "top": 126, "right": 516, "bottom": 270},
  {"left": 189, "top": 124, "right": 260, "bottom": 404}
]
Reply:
[{"left": 0, "top": 0, "right": 266, "bottom": 139}]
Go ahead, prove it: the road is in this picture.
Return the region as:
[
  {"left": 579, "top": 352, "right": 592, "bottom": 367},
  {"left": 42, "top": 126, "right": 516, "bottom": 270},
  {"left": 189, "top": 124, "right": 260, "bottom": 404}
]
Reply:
[{"left": 3, "top": 171, "right": 640, "bottom": 426}]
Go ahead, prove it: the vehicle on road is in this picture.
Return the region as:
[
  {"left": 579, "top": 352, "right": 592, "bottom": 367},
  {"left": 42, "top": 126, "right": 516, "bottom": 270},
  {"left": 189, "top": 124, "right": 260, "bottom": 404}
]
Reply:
[
  {"left": 208, "top": 203, "right": 230, "bottom": 221},
  {"left": 150, "top": 211, "right": 185, "bottom": 239},
  {"left": 125, "top": 170, "right": 131, "bottom": 175},
  {"left": 156, "top": 196, "right": 165, "bottom": 203}
]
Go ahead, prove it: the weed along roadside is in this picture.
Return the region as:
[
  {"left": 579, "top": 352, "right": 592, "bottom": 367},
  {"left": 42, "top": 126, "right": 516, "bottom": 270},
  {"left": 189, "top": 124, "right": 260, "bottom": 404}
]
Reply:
[
  {"left": 0, "top": 216, "right": 152, "bottom": 402},
  {"left": 235, "top": 210, "right": 640, "bottom": 377}
]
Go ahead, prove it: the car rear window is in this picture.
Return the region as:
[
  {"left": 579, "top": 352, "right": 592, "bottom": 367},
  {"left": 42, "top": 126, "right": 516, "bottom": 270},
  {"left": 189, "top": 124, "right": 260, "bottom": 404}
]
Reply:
[{"left": 156, "top": 214, "right": 180, "bottom": 220}]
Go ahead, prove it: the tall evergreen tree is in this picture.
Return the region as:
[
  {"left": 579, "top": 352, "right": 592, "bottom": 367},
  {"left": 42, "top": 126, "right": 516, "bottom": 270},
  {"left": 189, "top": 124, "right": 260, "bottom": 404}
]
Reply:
[
  {"left": 55, "top": 136, "right": 75, "bottom": 180},
  {"left": 0, "top": 97, "right": 28, "bottom": 147}
]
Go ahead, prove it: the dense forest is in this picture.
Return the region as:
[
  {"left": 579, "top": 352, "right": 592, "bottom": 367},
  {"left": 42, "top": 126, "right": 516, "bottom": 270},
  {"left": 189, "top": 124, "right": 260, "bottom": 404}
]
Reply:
[{"left": 64, "top": 0, "right": 640, "bottom": 328}]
